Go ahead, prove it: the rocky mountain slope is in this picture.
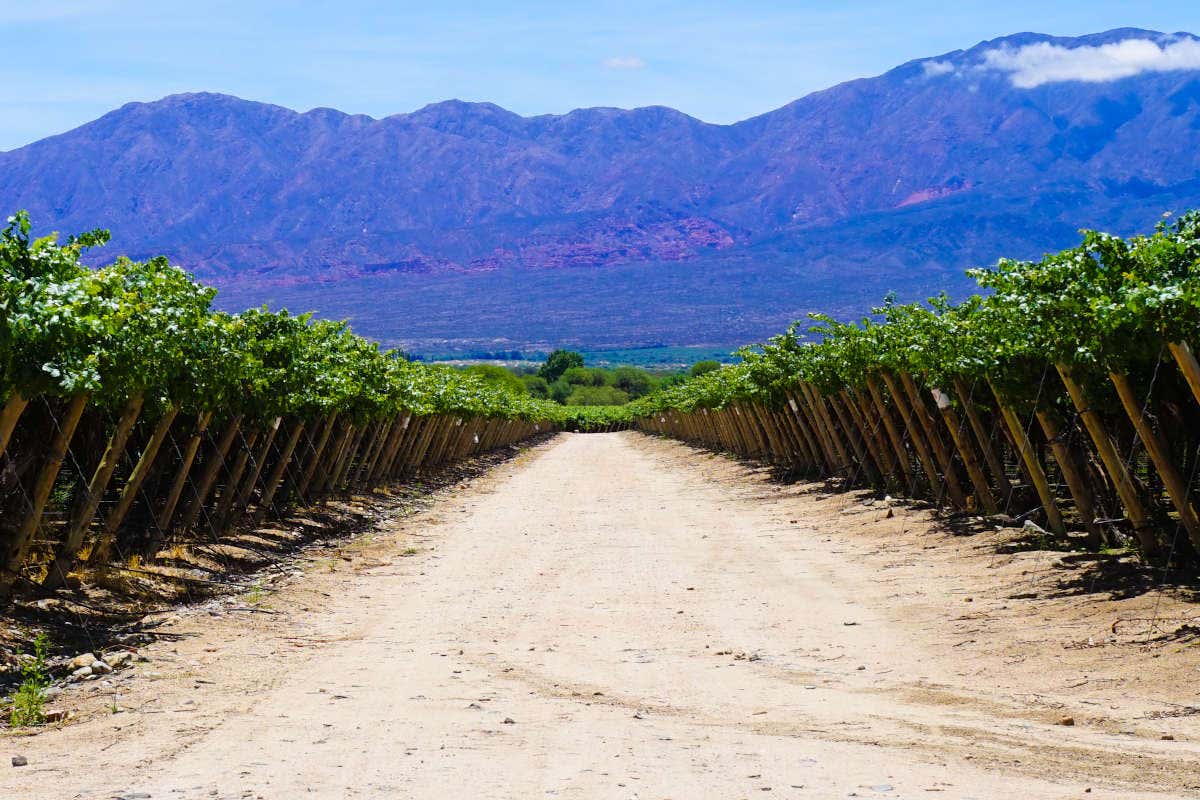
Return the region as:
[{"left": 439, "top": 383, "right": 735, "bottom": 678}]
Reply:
[{"left": 3, "top": 28, "right": 1199, "bottom": 351}]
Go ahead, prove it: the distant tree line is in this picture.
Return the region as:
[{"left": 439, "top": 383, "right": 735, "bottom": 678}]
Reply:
[{"left": 457, "top": 349, "right": 723, "bottom": 407}]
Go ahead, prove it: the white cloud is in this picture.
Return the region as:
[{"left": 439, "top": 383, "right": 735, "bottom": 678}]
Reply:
[
  {"left": 603, "top": 56, "right": 647, "bottom": 71},
  {"left": 982, "top": 37, "right": 1200, "bottom": 88},
  {"left": 921, "top": 59, "right": 954, "bottom": 78}
]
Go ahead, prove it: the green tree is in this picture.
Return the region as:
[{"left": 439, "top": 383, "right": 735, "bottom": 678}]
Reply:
[
  {"left": 538, "top": 349, "right": 584, "bottom": 382},
  {"left": 688, "top": 360, "right": 721, "bottom": 378}
]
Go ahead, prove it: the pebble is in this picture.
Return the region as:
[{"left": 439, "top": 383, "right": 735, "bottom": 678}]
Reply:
[
  {"left": 502, "top": 717, "right": 515, "bottom": 724},
  {"left": 1059, "top": 716, "right": 1075, "bottom": 726},
  {"left": 91, "top": 660, "right": 114, "bottom": 675},
  {"left": 42, "top": 708, "right": 69, "bottom": 723},
  {"left": 70, "top": 665, "right": 93, "bottom": 680},
  {"left": 68, "top": 652, "right": 97, "bottom": 670},
  {"left": 107, "top": 651, "right": 134, "bottom": 669},
  {"left": 11, "top": 755, "right": 27, "bottom": 767}
]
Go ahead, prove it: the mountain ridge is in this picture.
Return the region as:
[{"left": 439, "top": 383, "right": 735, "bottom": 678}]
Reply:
[{"left": 3, "top": 28, "right": 1200, "bottom": 352}]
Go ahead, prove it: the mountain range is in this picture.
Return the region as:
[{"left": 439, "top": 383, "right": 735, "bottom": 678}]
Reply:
[{"left": 3, "top": 27, "right": 1200, "bottom": 355}]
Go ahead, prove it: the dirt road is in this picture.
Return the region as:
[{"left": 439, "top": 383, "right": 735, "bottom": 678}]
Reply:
[{"left": 3, "top": 432, "right": 1199, "bottom": 799}]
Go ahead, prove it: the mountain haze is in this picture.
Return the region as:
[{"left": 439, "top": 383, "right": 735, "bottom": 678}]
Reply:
[{"left": 3, "top": 28, "right": 1200, "bottom": 353}]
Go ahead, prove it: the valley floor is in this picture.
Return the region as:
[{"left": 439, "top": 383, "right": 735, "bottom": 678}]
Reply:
[{"left": 2, "top": 432, "right": 1198, "bottom": 799}]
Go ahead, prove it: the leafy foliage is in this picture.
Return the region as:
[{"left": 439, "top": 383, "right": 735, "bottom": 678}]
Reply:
[
  {"left": 616, "top": 211, "right": 1200, "bottom": 421},
  {"left": 9, "top": 633, "right": 49, "bottom": 727},
  {"left": 0, "top": 212, "right": 561, "bottom": 424},
  {"left": 537, "top": 349, "right": 585, "bottom": 383}
]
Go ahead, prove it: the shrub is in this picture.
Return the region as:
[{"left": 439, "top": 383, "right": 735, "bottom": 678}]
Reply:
[{"left": 566, "top": 385, "right": 630, "bottom": 406}]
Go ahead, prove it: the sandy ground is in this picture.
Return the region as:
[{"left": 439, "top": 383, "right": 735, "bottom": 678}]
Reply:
[{"left": 2, "top": 431, "right": 1199, "bottom": 799}]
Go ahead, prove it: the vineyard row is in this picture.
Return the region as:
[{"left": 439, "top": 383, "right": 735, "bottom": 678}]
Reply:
[
  {"left": 0, "top": 212, "right": 557, "bottom": 600},
  {"left": 627, "top": 212, "right": 1200, "bottom": 566}
]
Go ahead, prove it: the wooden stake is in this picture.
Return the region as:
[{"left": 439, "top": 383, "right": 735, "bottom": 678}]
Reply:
[
  {"left": 1110, "top": 369, "right": 1200, "bottom": 552},
  {"left": 952, "top": 376, "right": 1016, "bottom": 506},
  {"left": 0, "top": 392, "right": 29, "bottom": 461},
  {"left": 865, "top": 376, "right": 919, "bottom": 495},
  {"left": 1034, "top": 408, "right": 1105, "bottom": 548},
  {"left": 988, "top": 378, "right": 1066, "bottom": 536},
  {"left": 43, "top": 392, "right": 145, "bottom": 588},
  {"left": 155, "top": 410, "right": 213, "bottom": 532},
  {"left": 0, "top": 393, "right": 89, "bottom": 596},
  {"left": 930, "top": 386, "right": 997, "bottom": 514},
  {"left": 250, "top": 420, "right": 306, "bottom": 527},
  {"left": 1169, "top": 341, "right": 1200, "bottom": 408},
  {"left": 178, "top": 415, "right": 242, "bottom": 533},
  {"left": 87, "top": 403, "right": 180, "bottom": 564},
  {"left": 880, "top": 372, "right": 943, "bottom": 502},
  {"left": 1056, "top": 365, "right": 1158, "bottom": 556}
]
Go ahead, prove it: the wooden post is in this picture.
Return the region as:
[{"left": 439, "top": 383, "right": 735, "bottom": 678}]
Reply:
[
  {"left": 86, "top": 403, "right": 180, "bottom": 564},
  {"left": 208, "top": 429, "right": 260, "bottom": 536},
  {"left": 367, "top": 414, "right": 405, "bottom": 485},
  {"left": 0, "top": 393, "right": 30, "bottom": 461},
  {"left": 898, "top": 372, "right": 969, "bottom": 509},
  {"left": 228, "top": 416, "right": 282, "bottom": 523},
  {"left": 988, "top": 378, "right": 1066, "bottom": 536},
  {"left": 827, "top": 393, "right": 877, "bottom": 486},
  {"left": 847, "top": 387, "right": 898, "bottom": 485},
  {"left": 297, "top": 413, "right": 340, "bottom": 501},
  {"left": 43, "top": 392, "right": 145, "bottom": 588},
  {"left": 1168, "top": 341, "right": 1200, "bottom": 408},
  {"left": 749, "top": 404, "right": 785, "bottom": 464},
  {"left": 177, "top": 415, "right": 242, "bottom": 534},
  {"left": 1034, "top": 408, "right": 1105, "bottom": 548},
  {"left": 155, "top": 410, "right": 214, "bottom": 532},
  {"left": 369, "top": 413, "right": 407, "bottom": 484},
  {"left": 250, "top": 420, "right": 306, "bottom": 527},
  {"left": 1110, "top": 370, "right": 1200, "bottom": 552},
  {"left": 952, "top": 376, "right": 1016, "bottom": 506},
  {"left": 865, "top": 376, "right": 919, "bottom": 495},
  {"left": 780, "top": 397, "right": 821, "bottom": 472},
  {"left": 799, "top": 384, "right": 848, "bottom": 475},
  {"left": 356, "top": 417, "right": 393, "bottom": 485},
  {"left": 0, "top": 393, "right": 89, "bottom": 596},
  {"left": 331, "top": 426, "right": 367, "bottom": 489},
  {"left": 1056, "top": 365, "right": 1158, "bottom": 556},
  {"left": 319, "top": 423, "right": 357, "bottom": 495},
  {"left": 880, "top": 372, "right": 943, "bottom": 502},
  {"left": 929, "top": 386, "right": 997, "bottom": 514},
  {"left": 390, "top": 416, "right": 423, "bottom": 478}
]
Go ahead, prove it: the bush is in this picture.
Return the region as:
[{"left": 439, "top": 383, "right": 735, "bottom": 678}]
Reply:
[
  {"left": 566, "top": 385, "right": 630, "bottom": 406},
  {"left": 688, "top": 360, "right": 721, "bottom": 378},
  {"left": 521, "top": 374, "right": 550, "bottom": 398},
  {"left": 549, "top": 378, "right": 574, "bottom": 404},
  {"left": 610, "top": 366, "right": 655, "bottom": 398},
  {"left": 461, "top": 364, "right": 527, "bottom": 394},
  {"left": 562, "top": 366, "right": 608, "bottom": 387}
]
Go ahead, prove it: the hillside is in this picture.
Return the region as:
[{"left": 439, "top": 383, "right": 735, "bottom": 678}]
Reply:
[{"left": 3, "top": 28, "right": 1200, "bottom": 352}]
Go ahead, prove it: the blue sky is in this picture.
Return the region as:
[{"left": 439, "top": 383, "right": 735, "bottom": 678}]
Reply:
[{"left": 3, "top": 0, "right": 1199, "bottom": 150}]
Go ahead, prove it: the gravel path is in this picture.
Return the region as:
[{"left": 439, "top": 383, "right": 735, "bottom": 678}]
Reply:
[{"left": 3, "top": 432, "right": 1197, "bottom": 799}]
